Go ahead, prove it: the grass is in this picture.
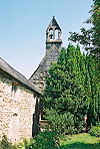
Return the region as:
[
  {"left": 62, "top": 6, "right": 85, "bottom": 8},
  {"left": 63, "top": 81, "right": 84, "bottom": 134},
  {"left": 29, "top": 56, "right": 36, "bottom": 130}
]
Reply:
[{"left": 60, "top": 133, "right": 100, "bottom": 149}]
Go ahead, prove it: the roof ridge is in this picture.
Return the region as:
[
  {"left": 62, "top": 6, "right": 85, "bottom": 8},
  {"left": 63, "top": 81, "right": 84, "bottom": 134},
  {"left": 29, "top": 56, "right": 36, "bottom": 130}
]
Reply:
[{"left": 0, "top": 57, "right": 41, "bottom": 95}]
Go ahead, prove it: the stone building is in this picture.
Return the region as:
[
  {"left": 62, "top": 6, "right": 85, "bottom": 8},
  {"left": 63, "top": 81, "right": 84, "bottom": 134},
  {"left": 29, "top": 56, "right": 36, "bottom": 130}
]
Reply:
[
  {"left": 0, "top": 17, "right": 62, "bottom": 143},
  {"left": 30, "top": 17, "right": 62, "bottom": 92},
  {"left": 0, "top": 58, "right": 41, "bottom": 143}
]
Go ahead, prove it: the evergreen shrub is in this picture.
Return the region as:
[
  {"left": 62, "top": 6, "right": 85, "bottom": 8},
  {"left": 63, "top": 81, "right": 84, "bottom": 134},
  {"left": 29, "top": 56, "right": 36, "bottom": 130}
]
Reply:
[
  {"left": 45, "top": 109, "right": 75, "bottom": 135},
  {"left": 89, "top": 126, "right": 100, "bottom": 137},
  {"left": 27, "top": 131, "right": 60, "bottom": 149}
]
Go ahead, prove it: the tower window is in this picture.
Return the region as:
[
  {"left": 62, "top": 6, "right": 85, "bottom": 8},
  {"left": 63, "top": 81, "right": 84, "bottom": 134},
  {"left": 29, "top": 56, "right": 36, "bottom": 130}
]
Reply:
[
  {"left": 49, "top": 29, "right": 53, "bottom": 40},
  {"left": 55, "top": 29, "right": 59, "bottom": 40}
]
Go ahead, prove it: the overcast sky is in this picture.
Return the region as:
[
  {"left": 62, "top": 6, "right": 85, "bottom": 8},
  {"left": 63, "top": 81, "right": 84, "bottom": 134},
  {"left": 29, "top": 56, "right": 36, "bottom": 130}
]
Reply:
[{"left": 0, "top": 0, "right": 93, "bottom": 78}]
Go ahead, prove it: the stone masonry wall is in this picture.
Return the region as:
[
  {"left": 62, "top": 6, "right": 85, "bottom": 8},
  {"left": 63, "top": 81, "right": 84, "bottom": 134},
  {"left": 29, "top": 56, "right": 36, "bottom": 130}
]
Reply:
[
  {"left": 30, "top": 44, "right": 60, "bottom": 92},
  {"left": 0, "top": 73, "right": 36, "bottom": 143}
]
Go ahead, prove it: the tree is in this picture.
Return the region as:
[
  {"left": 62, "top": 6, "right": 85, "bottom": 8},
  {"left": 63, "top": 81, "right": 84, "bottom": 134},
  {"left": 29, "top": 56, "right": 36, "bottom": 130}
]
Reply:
[
  {"left": 44, "top": 45, "right": 89, "bottom": 134},
  {"left": 85, "top": 56, "right": 100, "bottom": 129},
  {"left": 68, "top": 0, "right": 100, "bottom": 58},
  {"left": 44, "top": 44, "right": 100, "bottom": 134}
]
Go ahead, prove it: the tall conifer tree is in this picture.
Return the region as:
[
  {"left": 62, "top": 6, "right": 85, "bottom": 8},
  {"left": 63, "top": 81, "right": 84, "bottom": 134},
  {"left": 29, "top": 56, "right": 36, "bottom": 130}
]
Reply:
[
  {"left": 44, "top": 45, "right": 88, "bottom": 133},
  {"left": 44, "top": 44, "right": 100, "bottom": 134}
]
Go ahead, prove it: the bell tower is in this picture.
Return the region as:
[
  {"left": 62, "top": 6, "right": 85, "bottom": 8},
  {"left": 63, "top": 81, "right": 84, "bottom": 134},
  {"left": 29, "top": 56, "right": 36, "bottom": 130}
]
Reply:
[
  {"left": 30, "top": 17, "right": 62, "bottom": 92},
  {"left": 46, "top": 16, "right": 62, "bottom": 50}
]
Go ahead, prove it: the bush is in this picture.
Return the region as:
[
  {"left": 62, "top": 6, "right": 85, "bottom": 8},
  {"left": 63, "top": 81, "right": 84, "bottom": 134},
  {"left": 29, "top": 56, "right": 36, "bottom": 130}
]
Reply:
[
  {"left": 28, "top": 131, "right": 60, "bottom": 149},
  {"left": 89, "top": 126, "right": 100, "bottom": 137},
  {"left": 74, "top": 116, "right": 85, "bottom": 134},
  {"left": 45, "top": 109, "right": 75, "bottom": 135},
  {"left": 0, "top": 135, "right": 16, "bottom": 149},
  {"left": 17, "top": 138, "right": 34, "bottom": 149},
  {"left": 0, "top": 132, "right": 60, "bottom": 149}
]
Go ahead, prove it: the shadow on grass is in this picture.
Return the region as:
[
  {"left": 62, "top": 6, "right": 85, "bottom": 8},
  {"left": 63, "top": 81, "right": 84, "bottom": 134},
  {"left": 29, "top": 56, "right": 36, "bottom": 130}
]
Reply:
[{"left": 61, "top": 142, "right": 100, "bottom": 149}]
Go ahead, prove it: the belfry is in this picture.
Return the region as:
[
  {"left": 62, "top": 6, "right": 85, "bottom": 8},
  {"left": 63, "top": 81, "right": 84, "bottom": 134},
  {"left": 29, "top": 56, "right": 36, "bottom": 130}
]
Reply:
[
  {"left": 46, "top": 16, "right": 62, "bottom": 49},
  {"left": 30, "top": 17, "right": 62, "bottom": 91}
]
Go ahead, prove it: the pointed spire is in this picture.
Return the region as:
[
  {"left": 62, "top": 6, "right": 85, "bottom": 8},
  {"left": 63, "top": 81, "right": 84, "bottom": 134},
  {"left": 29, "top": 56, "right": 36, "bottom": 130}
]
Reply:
[
  {"left": 48, "top": 16, "right": 61, "bottom": 30},
  {"left": 46, "top": 17, "right": 62, "bottom": 43}
]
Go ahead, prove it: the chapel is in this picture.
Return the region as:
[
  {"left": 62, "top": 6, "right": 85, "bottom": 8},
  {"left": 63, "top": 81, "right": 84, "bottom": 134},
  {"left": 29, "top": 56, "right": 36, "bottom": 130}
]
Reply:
[
  {"left": 0, "top": 17, "right": 62, "bottom": 143},
  {"left": 30, "top": 16, "right": 62, "bottom": 92}
]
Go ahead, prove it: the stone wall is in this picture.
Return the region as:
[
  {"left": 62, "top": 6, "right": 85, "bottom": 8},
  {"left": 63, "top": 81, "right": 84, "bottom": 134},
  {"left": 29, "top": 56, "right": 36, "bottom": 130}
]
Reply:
[
  {"left": 0, "top": 73, "right": 36, "bottom": 143},
  {"left": 30, "top": 44, "right": 60, "bottom": 92},
  {"left": 30, "top": 17, "right": 62, "bottom": 92}
]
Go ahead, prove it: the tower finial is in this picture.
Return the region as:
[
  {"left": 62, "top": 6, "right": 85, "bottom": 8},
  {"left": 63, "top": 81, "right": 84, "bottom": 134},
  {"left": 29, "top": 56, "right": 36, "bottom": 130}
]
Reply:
[{"left": 53, "top": 15, "right": 55, "bottom": 18}]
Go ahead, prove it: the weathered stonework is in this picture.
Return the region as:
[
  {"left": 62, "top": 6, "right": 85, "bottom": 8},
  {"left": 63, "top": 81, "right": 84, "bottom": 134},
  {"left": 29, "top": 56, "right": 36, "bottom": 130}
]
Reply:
[
  {"left": 0, "top": 17, "right": 62, "bottom": 143},
  {"left": 0, "top": 74, "right": 35, "bottom": 142},
  {"left": 30, "top": 17, "right": 62, "bottom": 92},
  {"left": 0, "top": 58, "right": 41, "bottom": 143}
]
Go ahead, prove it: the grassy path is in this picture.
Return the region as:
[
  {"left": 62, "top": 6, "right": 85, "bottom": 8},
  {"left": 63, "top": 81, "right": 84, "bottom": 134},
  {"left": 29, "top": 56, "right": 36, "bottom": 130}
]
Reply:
[{"left": 60, "top": 133, "right": 100, "bottom": 149}]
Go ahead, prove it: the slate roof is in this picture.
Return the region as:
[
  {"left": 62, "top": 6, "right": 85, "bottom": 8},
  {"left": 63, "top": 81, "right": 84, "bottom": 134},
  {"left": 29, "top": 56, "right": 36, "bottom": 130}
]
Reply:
[
  {"left": 47, "top": 16, "right": 61, "bottom": 30},
  {"left": 0, "top": 57, "right": 41, "bottom": 95}
]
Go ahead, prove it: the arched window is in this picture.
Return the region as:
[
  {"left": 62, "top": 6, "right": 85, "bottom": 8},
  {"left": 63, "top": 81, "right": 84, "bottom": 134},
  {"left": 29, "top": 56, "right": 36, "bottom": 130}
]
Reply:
[
  {"left": 49, "top": 29, "right": 53, "bottom": 40},
  {"left": 55, "top": 29, "right": 59, "bottom": 40}
]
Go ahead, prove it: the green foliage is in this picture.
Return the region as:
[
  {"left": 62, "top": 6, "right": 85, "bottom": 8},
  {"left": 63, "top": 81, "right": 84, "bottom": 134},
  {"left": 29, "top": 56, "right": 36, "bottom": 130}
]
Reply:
[
  {"left": 69, "top": 28, "right": 93, "bottom": 51},
  {"left": 27, "top": 131, "right": 60, "bottom": 149},
  {"left": 0, "top": 133, "right": 60, "bottom": 149},
  {"left": 69, "top": 0, "right": 100, "bottom": 58},
  {"left": 89, "top": 126, "right": 100, "bottom": 137},
  {"left": 45, "top": 109, "right": 75, "bottom": 135},
  {"left": 44, "top": 44, "right": 100, "bottom": 134},
  {"left": 85, "top": 56, "right": 100, "bottom": 129},
  {"left": 17, "top": 138, "right": 34, "bottom": 149},
  {"left": 44, "top": 45, "right": 89, "bottom": 134},
  {"left": 0, "top": 135, "right": 16, "bottom": 149}
]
